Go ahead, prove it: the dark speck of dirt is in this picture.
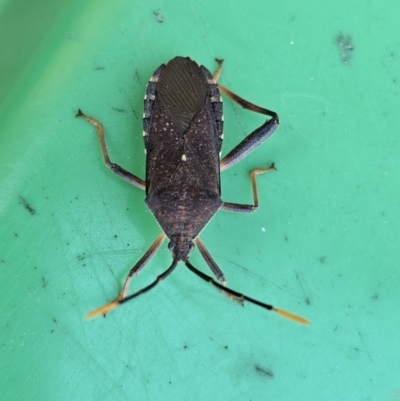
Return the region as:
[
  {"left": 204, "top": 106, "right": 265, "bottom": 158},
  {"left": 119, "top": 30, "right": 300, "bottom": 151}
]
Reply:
[
  {"left": 19, "top": 195, "right": 36, "bottom": 215},
  {"left": 336, "top": 33, "right": 354, "bottom": 64},
  {"left": 318, "top": 256, "right": 327, "bottom": 264},
  {"left": 77, "top": 253, "right": 86, "bottom": 261},
  {"left": 112, "top": 107, "right": 125, "bottom": 113},
  {"left": 153, "top": 9, "right": 164, "bottom": 23},
  {"left": 134, "top": 70, "right": 141, "bottom": 83},
  {"left": 254, "top": 365, "right": 274, "bottom": 378},
  {"left": 371, "top": 293, "right": 379, "bottom": 301}
]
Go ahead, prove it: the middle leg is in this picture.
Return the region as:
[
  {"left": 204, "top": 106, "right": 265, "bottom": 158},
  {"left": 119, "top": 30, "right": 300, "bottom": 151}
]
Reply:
[{"left": 220, "top": 163, "right": 276, "bottom": 213}]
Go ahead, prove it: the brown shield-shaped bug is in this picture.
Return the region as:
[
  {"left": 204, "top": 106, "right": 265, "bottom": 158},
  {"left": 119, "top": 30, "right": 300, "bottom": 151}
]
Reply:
[{"left": 77, "top": 57, "right": 308, "bottom": 325}]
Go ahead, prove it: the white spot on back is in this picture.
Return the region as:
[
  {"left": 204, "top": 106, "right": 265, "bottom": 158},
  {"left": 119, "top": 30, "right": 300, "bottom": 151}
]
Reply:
[{"left": 181, "top": 154, "right": 187, "bottom": 161}]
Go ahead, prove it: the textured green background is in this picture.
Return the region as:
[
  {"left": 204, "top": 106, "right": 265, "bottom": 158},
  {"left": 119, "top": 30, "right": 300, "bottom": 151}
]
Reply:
[{"left": 1, "top": 0, "right": 399, "bottom": 400}]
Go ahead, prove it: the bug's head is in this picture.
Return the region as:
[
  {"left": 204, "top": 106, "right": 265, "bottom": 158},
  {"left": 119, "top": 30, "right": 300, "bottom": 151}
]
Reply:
[{"left": 168, "top": 237, "right": 195, "bottom": 261}]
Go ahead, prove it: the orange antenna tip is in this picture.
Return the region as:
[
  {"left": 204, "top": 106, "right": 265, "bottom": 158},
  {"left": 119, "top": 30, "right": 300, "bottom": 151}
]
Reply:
[{"left": 273, "top": 308, "right": 310, "bottom": 325}]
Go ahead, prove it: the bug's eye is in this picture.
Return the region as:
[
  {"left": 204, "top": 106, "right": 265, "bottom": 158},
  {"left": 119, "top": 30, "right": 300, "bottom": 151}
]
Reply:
[
  {"left": 168, "top": 242, "right": 175, "bottom": 251},
  {"left": 188, "top": 242, "right": 195, "bottom": 251}
]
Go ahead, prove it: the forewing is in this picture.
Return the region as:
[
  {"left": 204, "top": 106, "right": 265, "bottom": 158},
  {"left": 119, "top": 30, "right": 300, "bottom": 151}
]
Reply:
[
  {"left": 145, "top": 99, "right": 184, "bottom": 194},
  {"left": 183, "top": 99, "right": 220, "bottom": 193},
  {"left": 145, "top": 57, "right": 221, "bottom": 195},
  {"left": 157, "top": 57, "right": 207, "bottom": 134}
]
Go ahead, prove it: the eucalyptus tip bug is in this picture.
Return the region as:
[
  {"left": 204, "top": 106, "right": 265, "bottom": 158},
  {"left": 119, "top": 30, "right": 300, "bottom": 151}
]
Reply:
[{"left": 77, "top": 56, "right": 309, "bottom": 325}]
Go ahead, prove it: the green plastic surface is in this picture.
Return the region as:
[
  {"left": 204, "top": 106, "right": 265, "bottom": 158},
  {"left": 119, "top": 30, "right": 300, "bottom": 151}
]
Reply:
[{"left": 1, "top": 0, "right": 399, "bottom": 400}]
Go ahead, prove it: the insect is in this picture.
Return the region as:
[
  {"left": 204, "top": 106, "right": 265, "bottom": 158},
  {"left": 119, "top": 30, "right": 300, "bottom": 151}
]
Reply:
[{"left": 77, "top": 56, "right": 308, "bottom": 325}]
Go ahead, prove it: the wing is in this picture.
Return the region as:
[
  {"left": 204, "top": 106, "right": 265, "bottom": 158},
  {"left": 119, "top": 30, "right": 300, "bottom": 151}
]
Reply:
[
  {"left": 145, "top": 98, "right": 186, "bottom": 194},
  {"left": 144, "top": 57, "right": 223, "bottom": 196},
  {"left": 157, "top": 56, "right": 207, "bottom": 134}
]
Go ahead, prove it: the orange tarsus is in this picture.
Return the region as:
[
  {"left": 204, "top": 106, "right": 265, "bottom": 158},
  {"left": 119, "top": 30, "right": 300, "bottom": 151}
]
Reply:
[{"left": 86, "top": 299, "right": 119, "bottom": 319}]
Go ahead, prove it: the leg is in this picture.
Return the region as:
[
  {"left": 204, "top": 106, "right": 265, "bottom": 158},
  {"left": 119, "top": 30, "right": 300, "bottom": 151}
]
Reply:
[
  {"left": 195, "top": 237, "right": 247, "bottom": 304},
  {"left": 185, "top": 261, "right": 309, "bottom": 325},
  {"left": 220, "top": 163, "right": 276, "bottom": 213},
  {"left": 86, "top": 233, "right": 166, "bottom": 318},
  {"left": 195, "top": 237, "right": 226, "bottom": 285},
  {"left": 219, "top": 85, "right": 279, "bottom": 171},
  {"left": 212, "top": 58, "right": 224, "bottom": 82},
  {"left": 76, "top": 109, "right": 146, "bottom": 190}
]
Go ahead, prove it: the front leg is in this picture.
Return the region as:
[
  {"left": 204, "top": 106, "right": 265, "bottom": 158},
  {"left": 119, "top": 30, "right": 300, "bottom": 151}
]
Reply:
[{"left": 76, "top": 109, "right": 146, "bottom": 190}]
